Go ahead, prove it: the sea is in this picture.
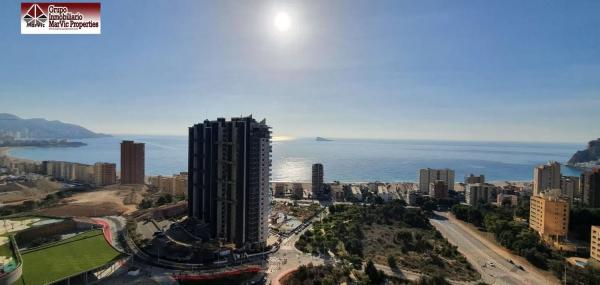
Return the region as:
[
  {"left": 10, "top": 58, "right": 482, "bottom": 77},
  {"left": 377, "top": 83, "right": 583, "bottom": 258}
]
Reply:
[{"left": 7, "top": 136, "right": 584, "bottom": 183}]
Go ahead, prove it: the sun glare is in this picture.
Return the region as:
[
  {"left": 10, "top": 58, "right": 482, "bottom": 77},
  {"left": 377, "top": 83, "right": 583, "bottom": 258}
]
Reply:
[{"left": 273, "top": 11, "right": 291, "bottom": 32}]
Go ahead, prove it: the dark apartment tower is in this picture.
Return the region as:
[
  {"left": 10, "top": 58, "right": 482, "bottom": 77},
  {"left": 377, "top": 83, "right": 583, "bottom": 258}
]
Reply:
[
  {"left": 312, "top": 163, "right": 324, "bottom": 198},
  {"left": 188, "top": 116, "right": 271, "bottom": 249},
  {"left": 581, "top": 168, "right": 600, "bottom": 208},
  {"left": 465, "top": 174, "right": 485, "bottom": 184},
  {"left": 120, "top": 140, "right": 145, "bottom": 184}
]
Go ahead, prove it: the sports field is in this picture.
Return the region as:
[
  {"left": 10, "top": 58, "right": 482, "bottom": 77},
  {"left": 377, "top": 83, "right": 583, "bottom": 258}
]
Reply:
[{"left": 18, "top": 229, "right": 122, "bottom": 285}]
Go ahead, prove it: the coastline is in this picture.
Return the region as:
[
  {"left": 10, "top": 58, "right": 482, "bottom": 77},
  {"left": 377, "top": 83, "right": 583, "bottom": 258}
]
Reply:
[{"left": 0, "top": 146, "right": 10, "bottom": 157}]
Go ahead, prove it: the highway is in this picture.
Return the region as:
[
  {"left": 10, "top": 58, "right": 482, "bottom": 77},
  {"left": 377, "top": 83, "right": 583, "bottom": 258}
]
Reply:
[{"left": 430, "top": 211, "right": 559, "bottom": 285}]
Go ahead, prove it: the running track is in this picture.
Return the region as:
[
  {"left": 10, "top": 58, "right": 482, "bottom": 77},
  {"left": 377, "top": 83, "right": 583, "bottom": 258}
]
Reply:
[{"left": 93, "top": 219, "right": 113, "bottom": 244}]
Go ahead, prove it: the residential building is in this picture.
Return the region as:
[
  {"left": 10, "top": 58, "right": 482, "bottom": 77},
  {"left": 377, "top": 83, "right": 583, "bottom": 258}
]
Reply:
[
  {"left": 592, "top": 226, "right": 600, "bottom": 262},
  {"left": 529, "top": 191, "right": 569, "bottom": 243},
  {"left": 560, "top": 176, "right": 579, "bottom": 205},
  {"left": 273, "top": 182, "right": 286, "bottom": 197},
  {"left": 377, "top": 185, "right": 399, "bottom": 202},
  {"left": 497, "top": 193, "right": 519, "bottom": 207},
  {"left": 533, "top": 161, "right": 561, "bottom": 196},
  {"left": 43, "top": 161, "right": 94, "bottom": 184},
  {"left": 331, "top": 183, "right": 344, "bottom": 201},
  {"left": 581, "top": 169, "right": 600, "bottom": 208},
  {"left": 429, "top": 180, "right": 448, "bottom": 199},
  {"left": 406, "top": 191, "right": 419, "bottom": 206},
  {"left": 292, "top": 183, "right": 304, "bottom": 199},
  {"left": 188, "top": 117, "right": 271, "bottom": 249},
  {"left": 465, "top": 183, "right": 496, "bottom": 206},
  {"left": 149, "top": 172, "right": 188, "bottom": 197},
  {"left": 465, "top": 174, "right": 485, "bottom": 184},
  {"left": 419, "top": 168, "right": 454, "bottom": 193},
  {"left": 312, "top": 163, "right": 324, "bottom": 198},
  {"left": 93, "top": 162, "right": 116, "bottom": 186},
  {"left": 350, "top": 185, "right": 362, "bottom": 201},
  {"left": 120, "top": 140, "right": 145, "bottom": 184}
]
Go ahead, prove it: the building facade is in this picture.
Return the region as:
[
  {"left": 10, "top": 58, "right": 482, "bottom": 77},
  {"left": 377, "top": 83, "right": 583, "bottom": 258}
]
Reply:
[
  {"left": 120, "top": 140, "right": 145, "bottom": 184},
  {"left": 93, "top": 162, "right": 116, "bottom": 186},
  {"left": 419, "top": 168, "right": 455, "bottom": 193},
  {"left": 429, "top": 180, "right": 448, "bottom": 199},
  {"left": 311, "top": 163, "right": 324, "bottom": 198},
  {"left": 533, "top": 161, "right": 561, "bottom": 196},
  {"left": 43, "top": 161, "right": 94, "bottom": 184},
  {"left": 592, "top": 225, "right": 600, "bottom": 262},
  {"left": 560, "top": 175, "right": 579, "bottom": 205},
  {"left": 465, "top": 183, "right": 496, "bottom": 206},
  {"left": 581, "top": 169, "right": 600, "bottom": 208},
  {"left": 149, "top": 172, "right": 188, "bottom": 197},
  {"left": 188, "top": 117, "right": 271, "bottom": 249},
  {"left": 465, "top": 174, "right": 485, "bottom": 184},
  {"left": 529, "top": 192, "right": 569, "bottom": 243}
]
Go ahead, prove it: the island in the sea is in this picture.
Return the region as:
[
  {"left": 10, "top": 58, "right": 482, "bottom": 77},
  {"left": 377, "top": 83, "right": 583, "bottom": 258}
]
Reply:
[
  {"left": 568, "top": 138, "right": 600, "bottom": 168},
  {"left": 315, "top": 136, "right": 332, "bottom": 142}
]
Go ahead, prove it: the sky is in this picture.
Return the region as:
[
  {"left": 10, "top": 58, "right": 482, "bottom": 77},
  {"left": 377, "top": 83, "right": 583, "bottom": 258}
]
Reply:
[{"left": 1, "top": 0, "right": 599, "bottom": 143}]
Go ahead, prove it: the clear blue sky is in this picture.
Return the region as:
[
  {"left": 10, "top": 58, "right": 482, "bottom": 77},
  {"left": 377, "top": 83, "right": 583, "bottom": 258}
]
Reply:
[{"left": 1, "top": 0, "right": 599, "bottom": 142}]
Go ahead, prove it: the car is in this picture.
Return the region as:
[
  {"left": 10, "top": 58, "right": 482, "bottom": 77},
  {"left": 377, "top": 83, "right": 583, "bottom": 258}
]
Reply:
[{"left": 489, "top": 262, "right": 495, "bottom": 267}]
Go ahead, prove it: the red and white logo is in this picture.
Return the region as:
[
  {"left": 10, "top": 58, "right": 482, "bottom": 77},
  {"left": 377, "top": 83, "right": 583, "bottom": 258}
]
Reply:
[
  {"left": 23, "top": 4, "right": 47, "bottom": 27},
  {"left": 21, "top": 3, "right": 101, "bottom": 34}
]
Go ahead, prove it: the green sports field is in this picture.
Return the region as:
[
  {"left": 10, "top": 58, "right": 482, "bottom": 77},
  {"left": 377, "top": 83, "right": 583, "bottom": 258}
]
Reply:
[{"left": 18, "top": 229, "right": 122, "bottom": 285}]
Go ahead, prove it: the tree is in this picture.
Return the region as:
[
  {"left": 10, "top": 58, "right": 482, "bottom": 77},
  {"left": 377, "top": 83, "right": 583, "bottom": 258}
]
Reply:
[
  {"left": 138, "top": 198, "right": 153, "bottom": 209},
  {"left": 365, "top": 260, "right": 385, "bottom": 284},
  {"left": 421, "top": 200, "right": 437, "bottom": 213},
  {"left": 387, "top": 255, "right": 397, "bottom": 269}
]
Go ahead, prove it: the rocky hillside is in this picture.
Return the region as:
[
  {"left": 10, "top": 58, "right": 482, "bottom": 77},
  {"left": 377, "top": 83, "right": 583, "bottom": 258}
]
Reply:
[
  {"left": 0, "top": 113, "right": 108, "bottom": 139},
  {"left": 568, "top": 138, "right": 600, "bottom": 165}
]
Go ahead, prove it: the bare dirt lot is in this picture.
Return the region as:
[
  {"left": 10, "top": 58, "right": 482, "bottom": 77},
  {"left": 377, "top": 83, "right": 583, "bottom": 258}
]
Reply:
[
  {"left": 38, "top": 184, "right": 147, "bottom": 217},
  {"left": 0, "top": 177, "right": 62, "bottom": 204}
]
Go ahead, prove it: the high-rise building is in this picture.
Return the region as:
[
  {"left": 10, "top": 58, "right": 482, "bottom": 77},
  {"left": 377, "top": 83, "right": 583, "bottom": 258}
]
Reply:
[
  {"left": 419, "top": 168, "right": 454, "bottom": 193},
  {"left": 94, "top": 162, "right": 116, "bottom": 186},
  {"left": 465, "top": 183, "right": 496, "bottom": 206},
  {"left": 465, "top": 174, "right": 485, "bottom": 184},
  {"left": 581, "top": 169, "right": 600, "bottom": 208},
  {"left": 120, "top": 140, "right": 145, "bottom": 184},
  {"left": 429, "top": 180, "right": 448, "bottom": 199},
  {"left": 560, "top": 176, "right": 579, "bottom": 205},
  {"left": 591, "top": 226, "right": 600, "bottom": 262},
  {"left": 311, "top": 163, "right": 324, "bottom": 198},
  {"left": 188, "top": 117, "right": 271, "bottom": 249},
  {"left": 529, "top": 191, "right": 569, "bottom": 243},
  {"left": 533, "top": 161, "right": 561, "bottom": 196}
]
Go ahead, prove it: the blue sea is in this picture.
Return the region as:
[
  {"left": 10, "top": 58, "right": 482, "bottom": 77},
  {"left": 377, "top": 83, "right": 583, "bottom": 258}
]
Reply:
[{"left": 8, "top": 136, "right": 584, "bottom": 182}]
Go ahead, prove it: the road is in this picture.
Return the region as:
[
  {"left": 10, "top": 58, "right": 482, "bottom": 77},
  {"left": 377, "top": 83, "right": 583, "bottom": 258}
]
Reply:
[
  {"left": 266, "top": 208, "right": 328, "bottom": 285},
  {"left": 430, "top": 211, "right": 558, "bottom": 285}
]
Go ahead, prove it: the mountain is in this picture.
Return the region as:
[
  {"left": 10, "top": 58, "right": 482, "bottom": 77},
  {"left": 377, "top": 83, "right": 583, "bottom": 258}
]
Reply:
[
  {"left": 568, "top": 138, "right": 600, "bottom": 165},
  {"left": 0, "top": 113, "right": 109, "bottom": 139}
]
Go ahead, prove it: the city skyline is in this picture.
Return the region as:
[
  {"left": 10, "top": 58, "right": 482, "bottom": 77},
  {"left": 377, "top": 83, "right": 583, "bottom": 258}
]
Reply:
[{"left": 2, "top": 0, "right": 600, "bottom": 142}]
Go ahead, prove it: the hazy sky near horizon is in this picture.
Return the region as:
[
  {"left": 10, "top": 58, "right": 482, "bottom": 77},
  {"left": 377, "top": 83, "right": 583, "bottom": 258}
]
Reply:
[{"left": 1, "top": 0, "right": 599, "bottom": 142}]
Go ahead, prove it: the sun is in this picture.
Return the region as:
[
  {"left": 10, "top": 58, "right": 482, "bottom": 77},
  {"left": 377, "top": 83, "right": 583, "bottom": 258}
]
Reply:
[{"left": 273, "top": 11, "right": 291, "bottom": 32}]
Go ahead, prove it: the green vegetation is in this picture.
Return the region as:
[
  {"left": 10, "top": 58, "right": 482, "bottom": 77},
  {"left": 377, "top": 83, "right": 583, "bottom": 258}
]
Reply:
[
  {"left": 138, "top": 193, "right": 175, "bottom": 209},
  {"left": 451, "top": 203, "right": 600, "bottom": 284},
  {"left": 295, "top": 201, "right": 479, "bottom": 282},
  {"left": 282, "top": 263, "right": 352, "bottom": 285},
  {"left": 451, "top": 203, "right": 556, "bottom": 269},
  {"left": 20, "top": 229, "right": 121, "bottom": 285},
  {"left": 569, "top": 208, "right": 600, "bottom": 242}
]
